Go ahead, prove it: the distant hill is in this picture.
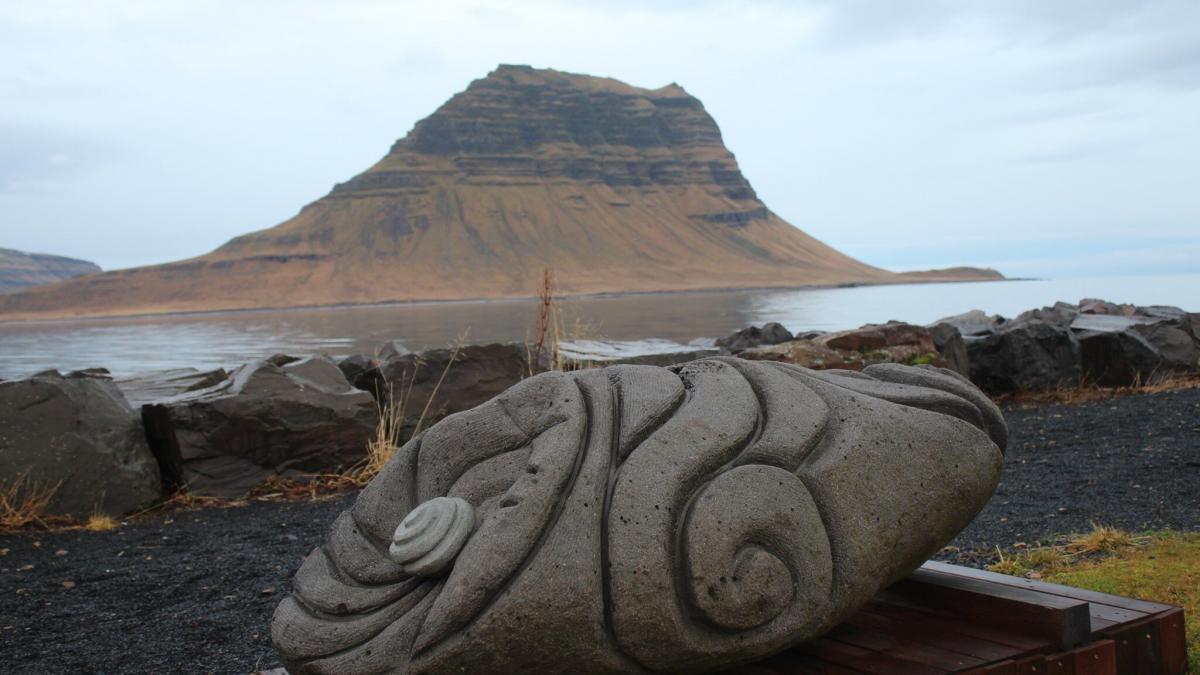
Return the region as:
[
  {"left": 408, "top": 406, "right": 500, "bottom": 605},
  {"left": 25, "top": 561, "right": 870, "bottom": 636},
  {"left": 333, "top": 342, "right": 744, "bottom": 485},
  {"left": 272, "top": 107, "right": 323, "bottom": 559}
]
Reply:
[
  {"left": 0, "top": 248, "right": 100, "bottom": 294},
  {"left": 0, "top": 65, "right": 998, "bottom": 320},
  {"left": 898, "top": 267, "right": 1005, "bottom": 282}
]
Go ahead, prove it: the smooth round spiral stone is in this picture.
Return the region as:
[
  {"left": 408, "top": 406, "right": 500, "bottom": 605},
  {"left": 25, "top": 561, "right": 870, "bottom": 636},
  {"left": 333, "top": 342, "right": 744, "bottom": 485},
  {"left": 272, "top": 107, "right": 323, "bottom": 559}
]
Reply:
[{"left": 389, "top": 496, "right": 475, "bottom": 577}]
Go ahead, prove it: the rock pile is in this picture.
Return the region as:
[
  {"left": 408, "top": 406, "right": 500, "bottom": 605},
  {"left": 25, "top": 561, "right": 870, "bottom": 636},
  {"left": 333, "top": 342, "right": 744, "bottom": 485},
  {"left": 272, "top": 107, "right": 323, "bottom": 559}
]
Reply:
[
  {"left": 935, "top": 299, "right": 1199, "bottom": 392},
  {"left": 732, "top": 321, "right": 959, "bottom": 375},
  {"left": 141, "top": 356, "right": 378, "bottom": 497}
]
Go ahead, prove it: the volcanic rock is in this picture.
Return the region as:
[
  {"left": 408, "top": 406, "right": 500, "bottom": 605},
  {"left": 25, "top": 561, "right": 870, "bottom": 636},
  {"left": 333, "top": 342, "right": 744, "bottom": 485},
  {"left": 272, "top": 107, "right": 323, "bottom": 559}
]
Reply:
[
  {"left": 966, "top": 321, "right": 1081, "bottom": 393},
  {"left": 929, "top": 322, "right": 970, "bottom": 377},
  {"left": 115, "top": 368, "right": 229, "bottom": 407},
  {"left": 933, "top": 309, "right": 1003, "bottom": 338},
  {"left": 0, "top": 65, "right": 914, "bottom": 320},
  {"left": 354, "top": 343, "right": 533, "bottom": 442},
  {"left": 715, "top": 322, "right": 793, "bottom": 353},
  {"left": 141, "top": 356, "right": 377, "bottom": 497},
  {"left": 0, "top": 370, "right": 161, "bottom": 517},
  {"left": 741, "top": 322, "right": 946, "bottom": 372}
]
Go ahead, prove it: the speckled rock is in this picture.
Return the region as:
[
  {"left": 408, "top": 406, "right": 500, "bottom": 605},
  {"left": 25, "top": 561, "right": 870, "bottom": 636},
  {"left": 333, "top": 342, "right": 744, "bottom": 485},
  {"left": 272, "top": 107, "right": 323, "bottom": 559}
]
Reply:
[{"left": 272, "top": 358, "right": 1005, "bottom": 673}]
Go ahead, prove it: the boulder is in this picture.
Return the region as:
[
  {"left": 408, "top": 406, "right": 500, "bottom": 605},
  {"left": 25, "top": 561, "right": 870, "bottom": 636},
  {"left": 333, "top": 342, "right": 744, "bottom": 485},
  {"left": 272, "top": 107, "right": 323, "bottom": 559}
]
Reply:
[
  {"left": 1079, "top": 298, "right": 1128, "bottom": 315},
  {"left": 377, "top": 340, "right": 411, "bottom": 361},
  {"left": 742, "top": 322, "right": 947, "bottom": 372},
  {"left": 141, "top": 356, "right": 378, "bottom": 497},
  {"left": 715, "top": 322, "right": 793, "bottom": 353},
  {"left": 1078, "top": 320, "right": 1199, "bottom": 387},
  {"left": 0, "top": 370, "right": 161, "bottom": 518},
  {"left": 354, "top": 343, "right": 532, "bottom": 442},
  {"left": 337, "top": 354, "right": 375, "bottom": 385},
  {"left": 1012, "top": 301, "right": 1078, "bottom": 328},
  {"left": 932, "top": 309, "right": 1003, "bottom": 338},
  {"left": 966, "top": 320, "right": 1081, "bottom": 392},
  {"left": 115, "top": 367, "right": 228, "bottom": 407},
  {"left": 819, "top": 321, "right": 936, "bottom": 354},
  {"left": 928, "top": 322, "right": 969, "bottom": 377},
  {"left": 741, "top": 340, "right": 861, "bottom": 369}
]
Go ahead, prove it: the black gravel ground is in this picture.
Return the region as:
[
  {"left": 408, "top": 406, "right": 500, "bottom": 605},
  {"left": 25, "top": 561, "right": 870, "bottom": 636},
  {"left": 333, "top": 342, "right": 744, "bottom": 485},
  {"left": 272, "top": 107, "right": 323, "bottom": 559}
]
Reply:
[{"left": 2, "top": 387, "right": 1198, "bottom": 674}]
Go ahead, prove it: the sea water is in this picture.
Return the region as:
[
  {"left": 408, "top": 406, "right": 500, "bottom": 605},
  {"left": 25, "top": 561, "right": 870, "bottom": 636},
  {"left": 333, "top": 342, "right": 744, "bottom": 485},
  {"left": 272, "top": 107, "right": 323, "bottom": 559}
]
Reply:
[{"left": 0, "top": 273, "right": 1196, "bottom": 379}]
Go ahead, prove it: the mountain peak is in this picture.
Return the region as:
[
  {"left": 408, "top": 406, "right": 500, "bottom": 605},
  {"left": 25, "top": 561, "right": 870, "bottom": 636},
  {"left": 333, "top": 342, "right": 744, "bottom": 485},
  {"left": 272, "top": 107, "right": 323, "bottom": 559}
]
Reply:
[{"left": 0, "top": 67, "right": 894, "bottom": 319}]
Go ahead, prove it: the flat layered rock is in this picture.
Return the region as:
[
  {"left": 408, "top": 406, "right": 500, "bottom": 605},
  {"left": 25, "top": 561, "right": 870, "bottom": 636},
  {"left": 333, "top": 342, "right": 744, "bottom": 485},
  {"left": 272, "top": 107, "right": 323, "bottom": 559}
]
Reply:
[{"left": 142, "top": 356, "right": 377, "bottom": 497}]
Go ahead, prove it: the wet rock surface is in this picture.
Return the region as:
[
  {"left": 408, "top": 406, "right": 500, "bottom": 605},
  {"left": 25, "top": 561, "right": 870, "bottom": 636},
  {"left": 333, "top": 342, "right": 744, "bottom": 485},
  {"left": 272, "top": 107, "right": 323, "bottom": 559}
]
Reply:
[
  {"left": 2, "top": 385, "right": 1195, "bottom": 673},
  {"left": 0, "top": 370, "right": 161, "bottom": 518}
]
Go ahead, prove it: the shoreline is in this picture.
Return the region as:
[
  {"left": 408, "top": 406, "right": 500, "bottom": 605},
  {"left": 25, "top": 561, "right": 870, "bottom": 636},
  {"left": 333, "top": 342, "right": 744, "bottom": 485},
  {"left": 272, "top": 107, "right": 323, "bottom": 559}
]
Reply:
[{"left": 0, "top": 275, "right": 1018, "bottom": 326}]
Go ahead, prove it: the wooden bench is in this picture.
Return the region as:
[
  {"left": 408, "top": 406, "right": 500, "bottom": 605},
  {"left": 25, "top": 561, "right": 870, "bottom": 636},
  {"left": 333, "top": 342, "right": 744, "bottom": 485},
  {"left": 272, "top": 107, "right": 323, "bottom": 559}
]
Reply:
[{"left": 736, "top": 561, "right": 1188, "bottom": 674}]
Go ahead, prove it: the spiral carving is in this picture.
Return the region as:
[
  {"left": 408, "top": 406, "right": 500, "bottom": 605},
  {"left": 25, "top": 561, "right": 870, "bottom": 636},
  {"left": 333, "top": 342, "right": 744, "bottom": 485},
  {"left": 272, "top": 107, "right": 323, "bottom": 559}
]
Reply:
[
  {"left": 272, "top": 358, "right": 1007, "bottom": 674},
  {"left": 389, "top": 497, "right": 475, "bottom": 577}
]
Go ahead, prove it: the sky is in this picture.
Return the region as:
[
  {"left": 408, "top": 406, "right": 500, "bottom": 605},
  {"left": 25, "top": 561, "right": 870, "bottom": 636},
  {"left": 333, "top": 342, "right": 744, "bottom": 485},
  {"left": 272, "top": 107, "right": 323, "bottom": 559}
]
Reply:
[{"left": 1, "top": 0, "right": 1198, "bottom": 279}]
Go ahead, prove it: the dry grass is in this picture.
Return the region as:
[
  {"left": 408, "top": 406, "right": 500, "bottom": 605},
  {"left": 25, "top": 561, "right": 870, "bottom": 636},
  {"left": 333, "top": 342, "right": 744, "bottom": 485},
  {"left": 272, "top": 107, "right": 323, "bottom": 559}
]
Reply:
[
  {"left": 0, "top": 474, "right": 69, "bottom": 533},
  {"left": 986, "top": 522, "right": 1152, "bottom": 578},
  {"left": 342, "top": 333, "right": 465, "bottom": 485},
  {"left": 997, "top": 372, "right": 1200, "bottom": 408},
  {"left": 84, "top": 513, "right": 120, "bottom": 532}
]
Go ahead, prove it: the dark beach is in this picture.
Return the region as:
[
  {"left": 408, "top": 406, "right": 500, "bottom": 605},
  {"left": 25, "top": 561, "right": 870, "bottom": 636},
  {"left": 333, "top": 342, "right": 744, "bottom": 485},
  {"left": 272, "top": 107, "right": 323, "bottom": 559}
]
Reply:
[{"left": 2, "top": 385, "right": 1198, "bottom": 674}]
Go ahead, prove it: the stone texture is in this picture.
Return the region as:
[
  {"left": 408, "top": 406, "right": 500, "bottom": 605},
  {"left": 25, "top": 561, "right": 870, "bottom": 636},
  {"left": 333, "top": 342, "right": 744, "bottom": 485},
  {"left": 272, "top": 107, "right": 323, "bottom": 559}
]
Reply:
[
  {"left": 353, "top": 342, "right": 532, "bottom": 441},
  {"left": 933, "top": 309, "right": 1003, "bottom": 338},
  {"left": 0, "top": 370, "right": 161, "bottom": 517},
  {"left": 273, "top": 357, "right": 1005, "bottom": 673},
  {"left": 715, "top": 322, "right": 793, "bottom": 353},
  {"left": 929, "top": 322, "right": 970, "bottom": 377},
  {"left": 742, "top": 322, "right": 947, "bottom": 372},
  {"left": 965, "top": 320, "right": 1081, "bottom": 393},
  {"left": 115, "top": 367, "right": 229, "bottom": 407},
  {"left": 141, "top": 356, "right": 377, "bottom": 497}
]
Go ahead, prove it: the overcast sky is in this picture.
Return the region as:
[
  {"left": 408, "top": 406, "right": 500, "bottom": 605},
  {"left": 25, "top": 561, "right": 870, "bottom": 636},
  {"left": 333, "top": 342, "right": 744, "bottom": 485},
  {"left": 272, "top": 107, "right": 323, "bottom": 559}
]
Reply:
[{"left": 2, "top": 0, "right": 1198, "bottom": 278}]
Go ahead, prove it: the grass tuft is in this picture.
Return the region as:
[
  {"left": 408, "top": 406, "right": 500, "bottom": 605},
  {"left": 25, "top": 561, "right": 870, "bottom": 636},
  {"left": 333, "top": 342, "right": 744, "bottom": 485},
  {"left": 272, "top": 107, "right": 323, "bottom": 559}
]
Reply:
[
  {"left": 84, "top": 513, "right": 120, "bottom": 532},
  {"left": 0, "top": 473, "right": 66, "bottom": 533}
]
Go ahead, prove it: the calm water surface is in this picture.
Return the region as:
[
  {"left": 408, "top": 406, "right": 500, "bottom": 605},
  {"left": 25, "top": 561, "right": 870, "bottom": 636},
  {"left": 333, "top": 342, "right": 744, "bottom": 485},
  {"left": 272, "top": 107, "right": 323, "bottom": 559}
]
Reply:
[{"left": 1, "top": 273, "right": 1196, "bottom": 379}]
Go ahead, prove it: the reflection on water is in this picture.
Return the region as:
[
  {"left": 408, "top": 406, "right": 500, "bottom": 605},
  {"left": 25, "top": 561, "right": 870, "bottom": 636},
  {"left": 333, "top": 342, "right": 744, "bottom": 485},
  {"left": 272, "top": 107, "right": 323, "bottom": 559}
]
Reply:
[{"left": 0, "top": 273, "right": 1195, "bottom": 379}]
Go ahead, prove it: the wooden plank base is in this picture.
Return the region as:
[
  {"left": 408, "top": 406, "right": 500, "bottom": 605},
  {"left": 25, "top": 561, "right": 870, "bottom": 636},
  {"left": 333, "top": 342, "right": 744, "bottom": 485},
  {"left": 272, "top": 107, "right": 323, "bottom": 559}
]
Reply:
[{"left": 733, "top": 562, "right": 1188, "bottom": 674}]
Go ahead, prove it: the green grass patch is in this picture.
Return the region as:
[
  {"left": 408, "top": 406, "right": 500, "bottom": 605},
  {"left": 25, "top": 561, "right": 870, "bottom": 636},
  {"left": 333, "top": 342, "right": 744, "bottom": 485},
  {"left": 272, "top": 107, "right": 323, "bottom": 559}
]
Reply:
[{"left": 990, "top": 529, "right": 1199, "bottom": 671}]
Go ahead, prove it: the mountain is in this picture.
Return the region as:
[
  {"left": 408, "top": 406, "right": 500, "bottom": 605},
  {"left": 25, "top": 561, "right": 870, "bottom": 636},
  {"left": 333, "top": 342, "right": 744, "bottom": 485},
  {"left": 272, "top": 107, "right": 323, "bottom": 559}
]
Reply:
[
  {"left": 0, "top": 248, "right": 100, "bottom": 294},
  {"left": 0, "top": 65, "right": 990, "bottom": 320}
]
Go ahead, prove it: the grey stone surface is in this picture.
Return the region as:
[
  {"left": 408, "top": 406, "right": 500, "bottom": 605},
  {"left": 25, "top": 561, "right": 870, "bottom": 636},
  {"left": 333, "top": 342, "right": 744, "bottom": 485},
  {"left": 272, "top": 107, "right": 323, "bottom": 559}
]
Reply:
[
  {"left": 929, "top": 322, "right": 970, "bottom": 377},
  {"left": 353, "top": 342, "right": 533, "bottom": 438},
  {"left": 0, "top": 370, "right": 161, "bottom": 517},
  {"left": 716, "top": 322, "right": 794, "bottom": 353},
  {"left": 932, "top": 309, "right": 1003, "bottom": 338},
  {"left": 336, "top": 354, "right": 375, "bottom": 385},
  {"left": 115, "top": 367, "right": 228, "bottom": 407},
  {"left": 141, "top": 355, "right": 377, "bottom": 497},
  {"left": 273, "top": 357, "right": 1005, "bottom": 673},
  {"left": 966, "top": 320, "right": 1081, "bottom": 393}
]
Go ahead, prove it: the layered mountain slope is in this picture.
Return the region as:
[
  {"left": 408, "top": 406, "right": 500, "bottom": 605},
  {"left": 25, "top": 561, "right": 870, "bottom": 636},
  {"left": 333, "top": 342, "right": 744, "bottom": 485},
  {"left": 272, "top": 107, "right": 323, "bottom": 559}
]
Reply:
[
  {"left": 2, "top": 65, "right": 903, "bottom": 319},
  {"left": 0, "top": 248, "right": 100, "bottom": 294}
]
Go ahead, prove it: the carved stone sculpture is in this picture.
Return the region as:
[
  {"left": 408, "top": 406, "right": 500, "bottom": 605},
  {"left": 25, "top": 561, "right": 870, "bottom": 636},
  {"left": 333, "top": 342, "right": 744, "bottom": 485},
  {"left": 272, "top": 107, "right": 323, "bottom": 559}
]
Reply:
[{"left": 272, "top": 358, "right": 1006, "bottom": 673}]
